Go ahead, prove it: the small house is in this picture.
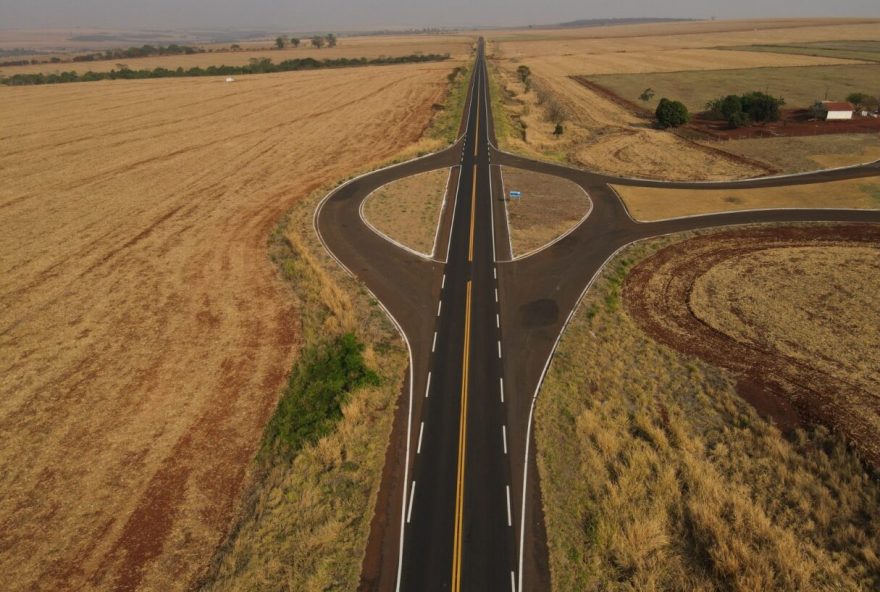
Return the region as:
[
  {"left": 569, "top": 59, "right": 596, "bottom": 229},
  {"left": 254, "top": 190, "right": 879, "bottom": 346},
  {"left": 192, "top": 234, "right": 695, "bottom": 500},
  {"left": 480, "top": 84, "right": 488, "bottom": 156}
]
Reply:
[{"left": 819, "top": 101, "right": 854, "bottom": 121}]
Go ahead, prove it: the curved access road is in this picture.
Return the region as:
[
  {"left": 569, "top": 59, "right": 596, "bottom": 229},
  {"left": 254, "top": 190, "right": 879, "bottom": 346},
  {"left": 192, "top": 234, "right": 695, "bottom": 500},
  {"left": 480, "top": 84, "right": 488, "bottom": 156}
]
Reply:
[{"left": 315, "top": 40, "right": 880, "bottom": 592}]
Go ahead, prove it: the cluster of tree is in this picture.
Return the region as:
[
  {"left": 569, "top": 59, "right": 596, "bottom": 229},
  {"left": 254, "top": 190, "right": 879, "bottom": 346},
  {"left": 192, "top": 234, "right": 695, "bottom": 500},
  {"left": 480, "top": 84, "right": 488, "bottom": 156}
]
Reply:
[
  {"left": 275, "top": 33, "right": 336, "bottom": 49},
  {"left": 516, "top": 65, "right": 532, "bottom": 91},
  {"left": 72, "top": 44, "right": 203, "bottom": 62},
  {"left": 846, "top": 92, "right": 880, "bottom": 111},
  {"left": 705, "top": 92, "right": 785, "bottom": 128},
  {"left": 655, "top": 98, "right": 690, "bottom": 128},
  {"left": 0, "top": 53, "right": 450, "bottom": 86}
]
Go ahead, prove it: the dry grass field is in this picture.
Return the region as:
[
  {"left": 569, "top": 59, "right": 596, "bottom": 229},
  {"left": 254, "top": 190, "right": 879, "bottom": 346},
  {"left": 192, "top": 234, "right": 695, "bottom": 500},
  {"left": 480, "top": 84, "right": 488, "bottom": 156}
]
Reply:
[
  {"left": 612, "top": 177, "right": 880, "bottom": 221},
  {"left": 486, "top": 19, "right": 880, "bottom": 180},
  {"left": 585, "top": 64, "right": 880, "bottom": 112},
  {"left": 500, "top": 166, "right": 590, "bottom": 256},
  {"left": 0, "top": 34, "right": 474, "bottom": 76},
  {"left": 0, "top": 60, "right": 458, "bottom": 591},
  {"left": 536, "top": 225, "right": 880, "bottom": 591},
  {"left": 713, "top": 134, "right": 880, "bottom": 172},
  {"left": 362, "top": 168, "right": 451, "bottom": 256}
]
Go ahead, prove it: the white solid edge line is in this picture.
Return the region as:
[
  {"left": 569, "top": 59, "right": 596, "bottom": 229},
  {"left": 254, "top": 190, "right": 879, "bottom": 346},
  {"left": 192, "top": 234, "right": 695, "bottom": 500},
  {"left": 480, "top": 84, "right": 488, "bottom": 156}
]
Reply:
[
  {"left": 489, "top": 165, "right": 498, "bottom": 264},
  {"left": 491, "top": 145, "right": 880, "bottom": 185},
  {"left": 502, "top": 425, "right": 508, "bottom": 454},
  {"left": 360, "top": 171, "right": 448, "bottom": 262},
  {"left": 430, "top": 168, "right": 455, "bottom": 259},
  {"left": 444, "top": 166, "right": 463, "bottom": 263},
  {"left": 511, "top": 181, "right": 594, "bottom": 261},
  {"left": 506, "top": 485, "right": 512, "bottom": 526},
  {"left": 407, "top": 481, "right": 416, "bottom": 523},
  {"left": 499, "top": 166, "right": 515, "bottom": 259},
  {"left": 606, "top": 183, "right": 880, "bottom": 225},
  {"left": 417, "top": 421, "right": 424, "bottom": 454},
  {"left": 315, "top": 187, "right": 415, "bottom": 592},
  {"left": 314, "top": 51, "right": 481, "bottom": 592}
]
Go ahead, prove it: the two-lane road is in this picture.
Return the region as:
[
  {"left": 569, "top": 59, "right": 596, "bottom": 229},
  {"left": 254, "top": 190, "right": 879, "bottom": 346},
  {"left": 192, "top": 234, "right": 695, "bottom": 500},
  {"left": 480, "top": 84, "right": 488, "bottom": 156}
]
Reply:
[{"left": 400, "top": 41, "right": 517, "bottom": 591}]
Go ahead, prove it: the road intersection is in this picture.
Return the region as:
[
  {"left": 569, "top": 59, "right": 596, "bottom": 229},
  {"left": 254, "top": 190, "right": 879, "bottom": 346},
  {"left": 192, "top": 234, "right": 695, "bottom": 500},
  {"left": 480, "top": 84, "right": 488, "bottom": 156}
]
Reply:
[{"left": 315, "top": 41, "right": 880, "bottom": 592}]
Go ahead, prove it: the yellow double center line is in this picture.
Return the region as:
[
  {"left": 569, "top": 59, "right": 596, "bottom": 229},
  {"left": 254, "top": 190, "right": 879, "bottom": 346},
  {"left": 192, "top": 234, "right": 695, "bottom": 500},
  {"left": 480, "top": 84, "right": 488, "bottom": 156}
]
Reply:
[{"left": 452, "top": 83, "right": 481, "bottom": 591}]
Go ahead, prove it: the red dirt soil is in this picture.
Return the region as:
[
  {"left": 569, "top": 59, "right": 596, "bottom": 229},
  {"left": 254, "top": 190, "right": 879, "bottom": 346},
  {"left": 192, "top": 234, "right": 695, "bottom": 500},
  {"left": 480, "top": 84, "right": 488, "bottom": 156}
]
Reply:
[{"left": 623, "top": 224, "right": 880, "bottom": 468}]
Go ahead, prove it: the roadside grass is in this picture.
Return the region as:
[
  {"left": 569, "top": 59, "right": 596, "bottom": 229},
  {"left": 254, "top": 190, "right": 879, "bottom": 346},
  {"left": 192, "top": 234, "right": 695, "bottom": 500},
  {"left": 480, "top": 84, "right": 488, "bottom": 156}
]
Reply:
[
  {"left": 707, "top": 134, "right": 880, "bottom": 173},
  {"left": 361, "top": 168, "right": 450, "bottom": 256},
  {"left": 718, "top": 40, "right": 880, "bottom": 63},
  {"left": 428, "top": 64, "right": 472, "bottom": 144},
  {"left": 500, "top": 166, "right": 590, "bottom": 256},
  {"left": 612, "top": 176, "right": 880, "bottom": 221},
  {"left": 199, "top": 60, "right": 472, "bottom": 591},
  {"left": 536, "top": 229, "right": 880, "bottom": 591},
  {"left": 584, "top": 64, "right": 880, "bottom": 111},
  {"left": 486, "top": 58, "right": 523, "bottom": 150},
  {"left": 200, "top": 187, "right": 408, "bottom": 592}
]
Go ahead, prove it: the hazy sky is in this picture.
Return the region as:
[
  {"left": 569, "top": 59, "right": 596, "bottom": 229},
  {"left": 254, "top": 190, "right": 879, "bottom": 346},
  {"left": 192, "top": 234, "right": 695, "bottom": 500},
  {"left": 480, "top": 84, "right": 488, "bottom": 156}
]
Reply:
[{"left": 0, "top": 0, "right": 878, "bottom": 30}]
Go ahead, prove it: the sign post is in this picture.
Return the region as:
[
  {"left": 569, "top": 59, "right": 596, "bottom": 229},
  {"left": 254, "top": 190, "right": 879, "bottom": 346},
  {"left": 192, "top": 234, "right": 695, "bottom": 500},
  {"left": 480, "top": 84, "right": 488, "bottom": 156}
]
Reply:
[{"left": 509, "top": 190, "right": 521, "bottom": 200}]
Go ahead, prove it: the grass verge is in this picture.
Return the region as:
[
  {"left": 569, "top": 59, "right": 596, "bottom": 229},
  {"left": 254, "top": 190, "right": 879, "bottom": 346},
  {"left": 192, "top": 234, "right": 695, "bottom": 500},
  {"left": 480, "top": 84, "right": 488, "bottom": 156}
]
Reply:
[
  {"left": 537, "top": 227, "right": 880, "bottom": 591},
  {"left": 428, "top": 64, "right": 472, "bottom": 144},
  {"left": 612, "top": 176, "right": 880, "bottom": 221}
]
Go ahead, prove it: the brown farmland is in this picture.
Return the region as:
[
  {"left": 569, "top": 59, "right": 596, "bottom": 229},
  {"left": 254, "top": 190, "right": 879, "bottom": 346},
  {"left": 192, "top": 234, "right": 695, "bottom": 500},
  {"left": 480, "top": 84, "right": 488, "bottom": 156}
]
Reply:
[
  {"left": 624, "top": 225, "right": 880, "bottom": 467},
  {"left": 0, "top": 62, "right": 455, "bottom": 591}
]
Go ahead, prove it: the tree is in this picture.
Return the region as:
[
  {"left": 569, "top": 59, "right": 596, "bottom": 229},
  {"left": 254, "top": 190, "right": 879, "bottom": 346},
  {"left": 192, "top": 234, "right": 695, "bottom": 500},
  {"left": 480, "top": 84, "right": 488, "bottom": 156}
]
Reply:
[
  {"left": 275, "top": 36, "right": 286, "bottom": 49},
  {"left": 639, "top": 87, "right": 655, "bottom": 102},
  {"left": 290, "top": 37, "right": 300, "bottom": 48},
  {"left": 655, "top": 98, "right": 690, "bottom": 128},
  {"left": 326, "top": 33, "right": 337, "bottom": 48},
  {"left": 230, "top": 44, "right": 241, "bottom": 51},
  {"left": 740, "top": 91, "right": 784, "bottom": 123},
  {"left": 846, "top": 92, "right": 879, "bottom": 111},
  {"left": 553, "top": 123, "right": 564, "bottom": 137},
  {"left": 516, "top": 65, "right": 531, "bottom": 84},
  {"left": 311, "top": 36, "right": 325, "bottom": 49}
]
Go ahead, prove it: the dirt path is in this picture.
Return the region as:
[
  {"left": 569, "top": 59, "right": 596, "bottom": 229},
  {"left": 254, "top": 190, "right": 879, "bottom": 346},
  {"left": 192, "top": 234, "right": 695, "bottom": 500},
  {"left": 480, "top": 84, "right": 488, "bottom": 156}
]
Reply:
[{"left": 624, "top": 224, "right": 880, "bottom": 468}]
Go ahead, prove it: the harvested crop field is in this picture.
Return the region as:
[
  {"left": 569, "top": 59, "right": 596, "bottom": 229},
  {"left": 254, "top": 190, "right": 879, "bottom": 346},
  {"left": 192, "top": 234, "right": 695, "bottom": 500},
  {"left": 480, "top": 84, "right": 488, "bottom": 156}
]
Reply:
[
  {"left": 500, "top": 166, "right": 590, "bottom": 256},
  {"left": 362, "top": 168, "right": 452, "bottom": 256},
  {"left": 624, "top": 224, "right": 880, "bottom": 467},
  {"left": 0, "top": 61, "right": 457, "bottom": 591},
  {"left": 719, "top": 40, "right": 880, "bottom": 63},
  {"left": 537, "top": 225, "right": 880, "bottom": 590},
  {"left": 612, "top": 177, "right": 880, "bottom": 221}
]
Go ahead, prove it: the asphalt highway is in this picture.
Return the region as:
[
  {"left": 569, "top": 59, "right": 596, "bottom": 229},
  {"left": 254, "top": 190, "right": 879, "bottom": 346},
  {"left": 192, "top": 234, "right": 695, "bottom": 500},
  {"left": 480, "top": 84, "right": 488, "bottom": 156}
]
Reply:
[{"left": 315, "top": 41, "right": 880, "bottom": 592}]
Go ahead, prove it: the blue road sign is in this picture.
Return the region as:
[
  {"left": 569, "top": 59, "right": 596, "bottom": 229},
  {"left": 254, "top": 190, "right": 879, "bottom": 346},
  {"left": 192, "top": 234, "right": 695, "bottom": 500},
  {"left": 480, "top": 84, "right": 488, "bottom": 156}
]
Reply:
[{"left": 509, "top": 190, "right": 521, "bottom": 199}]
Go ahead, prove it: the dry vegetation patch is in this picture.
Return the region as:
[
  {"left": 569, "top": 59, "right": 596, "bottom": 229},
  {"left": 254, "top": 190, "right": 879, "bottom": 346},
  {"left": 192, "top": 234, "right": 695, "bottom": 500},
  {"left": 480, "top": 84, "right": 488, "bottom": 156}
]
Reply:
[
  {"left": 537, "top": 224, "right": 880, "bottom": 591},
  {"left": 612, "top": 176, "right": 880, "bottom": 221},
  {"left": 500, "top": 166, "right": 590, "bottom": 256},
  {"left": 362, "top": 168, "right": 451, "bottom": 256},
  {"left": 0, "top": 61, "right": 456, "bottom": 591},
  {"left": 713, "top": 134, "right": 880, "bottom": 173}
]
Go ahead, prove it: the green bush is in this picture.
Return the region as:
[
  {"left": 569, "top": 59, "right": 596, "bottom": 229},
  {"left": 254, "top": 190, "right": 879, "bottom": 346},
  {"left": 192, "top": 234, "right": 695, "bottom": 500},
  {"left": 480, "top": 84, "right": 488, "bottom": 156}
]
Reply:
[
  {"left": 263, "top": 333, "right": 379, "bottom": 459},
  {"left": 655, "top": 98, "right": 690, "bottom": 128},
  {"left": 706, "top": 91, "right": 785, "bottom": 128}
]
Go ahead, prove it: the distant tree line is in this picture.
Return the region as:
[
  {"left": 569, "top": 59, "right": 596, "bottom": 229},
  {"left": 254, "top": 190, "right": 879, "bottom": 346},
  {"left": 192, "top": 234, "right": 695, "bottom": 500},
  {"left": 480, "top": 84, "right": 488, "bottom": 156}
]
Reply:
[
  {"left": 275, "top": 33, "right": 336, "bottom": 49},
  {"left": 0, "top": 53, "right": 450, "bottom": 86},
  {"left": 72, "top": 44, "right": 203, "bottom": 62}
]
